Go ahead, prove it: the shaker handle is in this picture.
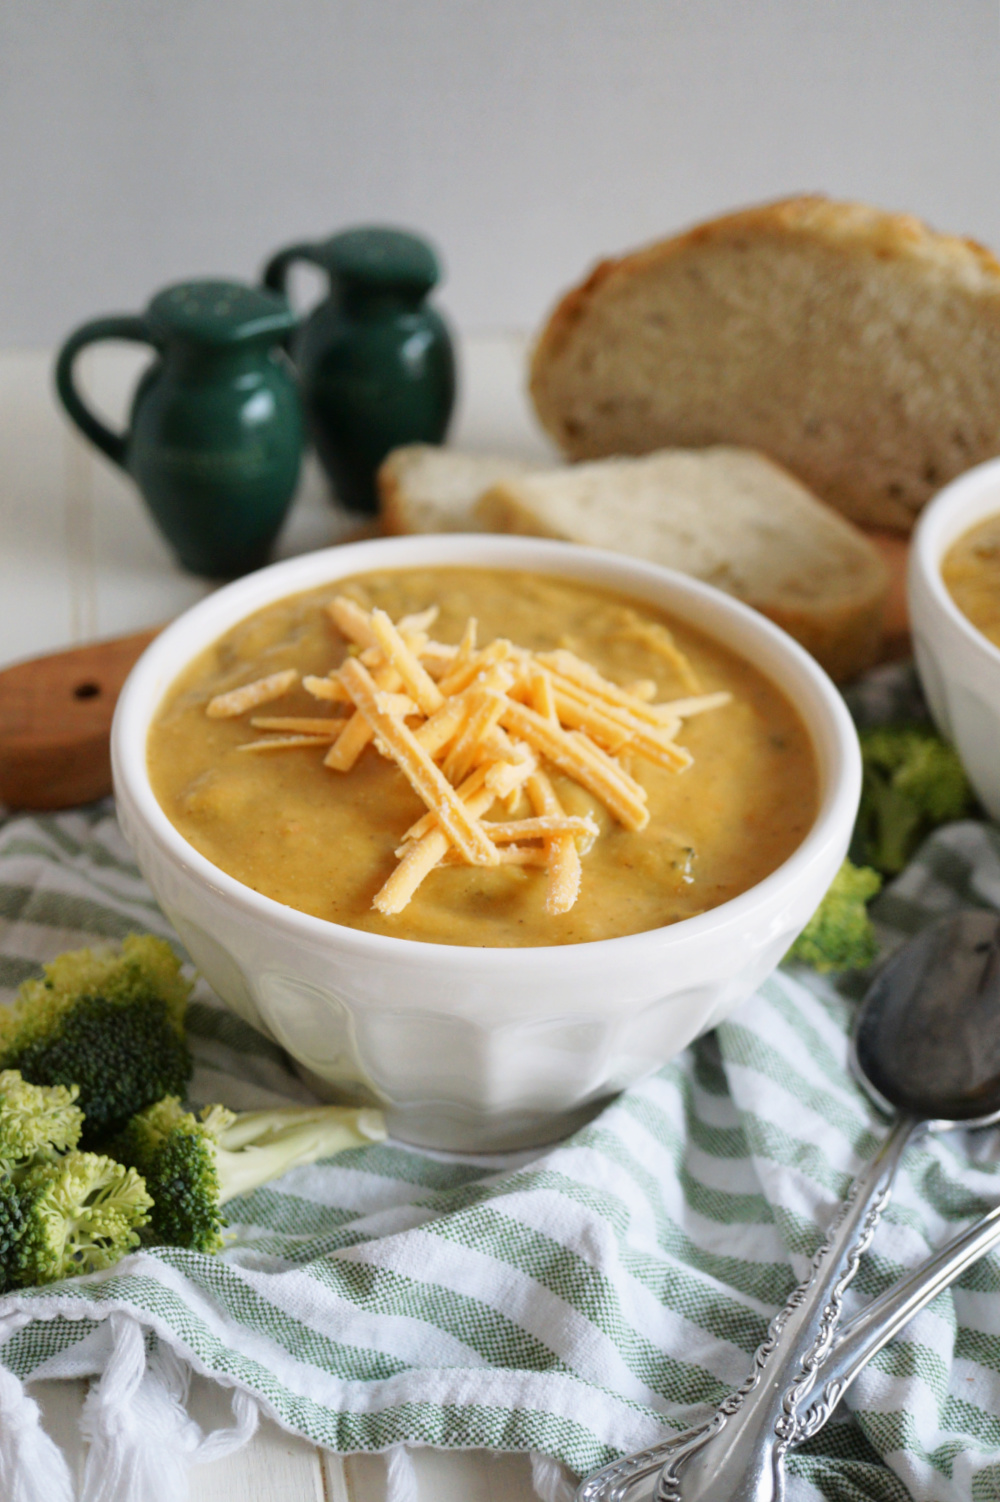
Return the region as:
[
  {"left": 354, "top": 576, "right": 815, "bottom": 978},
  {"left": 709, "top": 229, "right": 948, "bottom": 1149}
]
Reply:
[
  {"left": 54, "top": 315, "right": 155, "bottom": 469},
  {"left": 262, "top": 243, "right": 329, "bottom": 299}
]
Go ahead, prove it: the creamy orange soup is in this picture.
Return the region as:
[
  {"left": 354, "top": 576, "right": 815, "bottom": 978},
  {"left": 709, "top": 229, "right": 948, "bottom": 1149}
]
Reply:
[
  {"left": 147, "top": 568, "right": 819, "bottom": 947},
  {"left": 942, "top": 514, "right": 1000, "bottom": 649}
]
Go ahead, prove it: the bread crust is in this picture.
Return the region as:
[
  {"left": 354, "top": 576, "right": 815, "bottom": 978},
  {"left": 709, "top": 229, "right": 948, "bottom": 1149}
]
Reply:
[
  {"left": 761, "top": 596, "right": 883, "bottom": 683},
  {"left": 531, "top": 196, "right": 1000, "bottom": 533}
]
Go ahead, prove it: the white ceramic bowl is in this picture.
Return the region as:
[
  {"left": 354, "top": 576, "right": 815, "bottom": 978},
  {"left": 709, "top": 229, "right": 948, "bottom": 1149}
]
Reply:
[
  {"left": 112, "top": 534, "right": 860, "bottom": 1152},
  {"left": 910, "top": 457, "right": 1000, "bottom": 821}
]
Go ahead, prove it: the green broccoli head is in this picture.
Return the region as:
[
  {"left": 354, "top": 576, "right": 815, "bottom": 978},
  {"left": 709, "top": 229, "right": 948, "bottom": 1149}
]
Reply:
[
  {"left": 0, "top": 937, "right": 193, "bottom": 1144},
  {"left": 852, "top": 725, "right": 975, "bottom": 876},
  {"left": 0, "top": 1071, "right": 83, "bottom": 1164},
  {"left": 0, "top": 1070, "right": 87, "bottom": 1289},
  {"left": 785, "top": 858, "right": 883, "bottom": 973},
  {"left": 113, "top": 1097, "right": 386, "bottom": 1254},
  {"left": 113, "top": 1096, "right": 226, "bottom": 1254},
  {"left": 10, "top": 1151, "right": 152, "bottom": 1286}
]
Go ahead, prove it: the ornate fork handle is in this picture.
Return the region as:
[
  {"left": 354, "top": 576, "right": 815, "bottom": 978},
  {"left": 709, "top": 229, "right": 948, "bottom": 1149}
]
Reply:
[
  {"left": 576, "top": 1425, "right": 714, "bottom": 1502},
  {"left": 575, "top": 1114, "right": 918, "bottom": 1502},
  {"left": 794, "top": 1195, "right": 1000, "bottom": 1443}
]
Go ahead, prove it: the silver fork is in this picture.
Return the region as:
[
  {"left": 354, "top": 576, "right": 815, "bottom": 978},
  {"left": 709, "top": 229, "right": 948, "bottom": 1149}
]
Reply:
[{"left": 576, "top": 1195, "right": 1000, "bottom": 1502}]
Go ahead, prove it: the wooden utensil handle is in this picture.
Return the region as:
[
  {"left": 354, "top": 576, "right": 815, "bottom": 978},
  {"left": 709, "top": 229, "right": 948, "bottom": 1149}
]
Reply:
[{"left": 0, "top": 628, "right": 160, "bottom": 811}]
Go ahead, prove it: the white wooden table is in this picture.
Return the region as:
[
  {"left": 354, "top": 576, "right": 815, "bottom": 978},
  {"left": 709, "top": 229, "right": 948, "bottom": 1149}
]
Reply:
[{"left": 0, "top": 333, "right": 558, "bottom": 1501}]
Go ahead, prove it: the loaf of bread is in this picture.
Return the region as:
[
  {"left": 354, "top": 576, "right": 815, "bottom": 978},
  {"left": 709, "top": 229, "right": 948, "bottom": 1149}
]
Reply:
[
  {"left": 530, "top": 196, "right": 1000, "bottom": 533},
  {"left": 378, "top": 443, "right": 888, "bottom": 681}
]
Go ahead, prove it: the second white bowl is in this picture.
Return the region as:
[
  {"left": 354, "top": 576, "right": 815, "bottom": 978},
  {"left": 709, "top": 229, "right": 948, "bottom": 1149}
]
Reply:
[{"left": 910, "top": 457, "right": 1000, "bottom": 821}]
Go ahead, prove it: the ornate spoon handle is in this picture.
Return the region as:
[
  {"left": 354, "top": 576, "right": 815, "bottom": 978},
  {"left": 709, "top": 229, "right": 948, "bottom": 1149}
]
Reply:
[{"left": 575, "top": 1114, "right": 917, "bottom": 1502}]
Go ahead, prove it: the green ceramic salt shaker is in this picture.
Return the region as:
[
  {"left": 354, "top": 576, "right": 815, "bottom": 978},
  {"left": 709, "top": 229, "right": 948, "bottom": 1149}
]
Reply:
[
  {"left": 54, "top": 281, "right": 304, "bottom": 578},
  {"left": 263, "top": 227, "right": 455, "bottom": 514}
]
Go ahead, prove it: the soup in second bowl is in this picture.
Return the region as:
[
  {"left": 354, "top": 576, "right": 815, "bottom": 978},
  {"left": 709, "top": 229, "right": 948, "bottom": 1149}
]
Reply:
[{"left": 942, "top": 513, "right": 1000, "bottom": 649}]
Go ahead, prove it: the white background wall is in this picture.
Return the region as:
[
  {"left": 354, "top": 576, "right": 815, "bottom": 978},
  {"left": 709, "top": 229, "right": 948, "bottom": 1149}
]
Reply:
[{"left": 2, "top": 0, "right": 998, "bottom": 347}]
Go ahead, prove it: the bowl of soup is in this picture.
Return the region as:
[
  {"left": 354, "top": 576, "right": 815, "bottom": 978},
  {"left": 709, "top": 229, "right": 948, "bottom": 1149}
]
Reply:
[
  {"left": 910, "top": 456, "right": 1000, "bottom": 820},
  {"left": 113, "top": 534, "right": 859, "bottom": 1151}
]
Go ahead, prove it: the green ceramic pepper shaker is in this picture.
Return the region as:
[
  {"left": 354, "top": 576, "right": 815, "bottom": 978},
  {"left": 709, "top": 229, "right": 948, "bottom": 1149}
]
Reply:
[
  {"left": 55, "top": 281, "right": 304, "bottom": 578},
  {"left": 263, "top": 227, "right": 455, "bottom": 514}
]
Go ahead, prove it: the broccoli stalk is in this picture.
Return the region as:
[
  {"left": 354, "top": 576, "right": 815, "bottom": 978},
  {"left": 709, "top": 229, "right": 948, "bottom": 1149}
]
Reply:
[
  {"left": 785, "top": 858, "right": 883, "bottom": 973},
  {"left": 851, "top": 726, "right": 975, "bottom": 876},
  {"left": 0, "top": 936, "right": 193, "bottom": 1143},
  {"left": 113, "top": 1097, "right": 387, "bottom": 1253}
]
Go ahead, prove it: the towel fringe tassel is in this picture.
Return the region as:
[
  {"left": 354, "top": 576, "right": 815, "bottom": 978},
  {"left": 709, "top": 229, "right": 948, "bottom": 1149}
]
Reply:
[
  {"left": 385, "top": 1443, "right": 419, "bottom": 1502},
  {"left": 531, "top": 1450, "right": 576, "bottom": 1502},
  {"left": 80, "top": 1312, "right": 259, "bottom": 1502},
  {"left": 0, "top": 1314, "right": 75, "bottom": 1502}
]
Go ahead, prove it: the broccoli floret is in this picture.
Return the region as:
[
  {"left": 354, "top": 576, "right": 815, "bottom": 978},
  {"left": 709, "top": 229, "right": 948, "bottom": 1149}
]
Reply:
[
  {"left": 7, "top": 1151, "right": 152, "bottom": 1286},
  {"left": 112, "top": 1099, "right": 225, "bottom": 1253},
  {"left": 0, "top": 1071, "right": 86, "bottom": 1291},
  {"left": 0, "top": 1071, "right": 83, "bottom": 1164},
  {"left": 0, "top": 937, "right": 193, "bottom": 1144},
  {"left": 851, "top": 725, "right": 975, "bottom": 876},
  {"left": 785, "top": 858, "right": 883, "bottom": 973},
  {"left": 113, "top": 1097, "right": 386, "bottom": 1253}
]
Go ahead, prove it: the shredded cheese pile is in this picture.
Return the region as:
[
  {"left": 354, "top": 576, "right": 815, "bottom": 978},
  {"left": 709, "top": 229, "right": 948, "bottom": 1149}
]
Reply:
[{"left": 205, "top": 597, "right": 731, "bottom": 917}]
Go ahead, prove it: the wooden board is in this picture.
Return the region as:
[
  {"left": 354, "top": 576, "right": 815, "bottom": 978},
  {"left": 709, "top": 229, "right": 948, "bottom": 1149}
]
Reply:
[{"left": 0, "top": 626, "right": 159, "bottom": 809}]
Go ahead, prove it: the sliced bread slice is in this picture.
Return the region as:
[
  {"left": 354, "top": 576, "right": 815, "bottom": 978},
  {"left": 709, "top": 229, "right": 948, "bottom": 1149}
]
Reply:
[
  {"left": 529, "top": 196, "right": 1000, "bottom": 532},
  {"left": 476, "top": 446, "right": 888, "bottom": 682},
  {"left": 378, "top": 446, "right": 541, "bottom": 534}
]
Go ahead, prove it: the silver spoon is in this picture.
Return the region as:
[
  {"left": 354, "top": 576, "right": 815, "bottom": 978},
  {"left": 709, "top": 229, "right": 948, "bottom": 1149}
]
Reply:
[{"left": 576, "top": 910, "right": 1000, "bottom": 1502}]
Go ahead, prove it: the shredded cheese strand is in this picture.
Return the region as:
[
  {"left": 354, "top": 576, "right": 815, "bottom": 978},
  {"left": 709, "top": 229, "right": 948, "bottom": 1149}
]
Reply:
[{"left": 338, "top": 657, "right": 499, "bottom": 867}]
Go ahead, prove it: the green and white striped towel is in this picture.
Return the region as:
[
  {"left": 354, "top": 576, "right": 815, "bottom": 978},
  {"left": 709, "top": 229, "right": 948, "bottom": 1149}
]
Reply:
[{"left": 2, "top": 667, "right": 1000, "bottom": 1502}]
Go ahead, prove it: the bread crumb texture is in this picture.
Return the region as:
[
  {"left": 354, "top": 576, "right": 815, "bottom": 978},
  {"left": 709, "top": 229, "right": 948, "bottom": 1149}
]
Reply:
[
  {"left": 530, "top": 196, "right": 1000, "bottom": 532},
  {"left": 477, "top": 447, "right": 888, "bottom": 681}
]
